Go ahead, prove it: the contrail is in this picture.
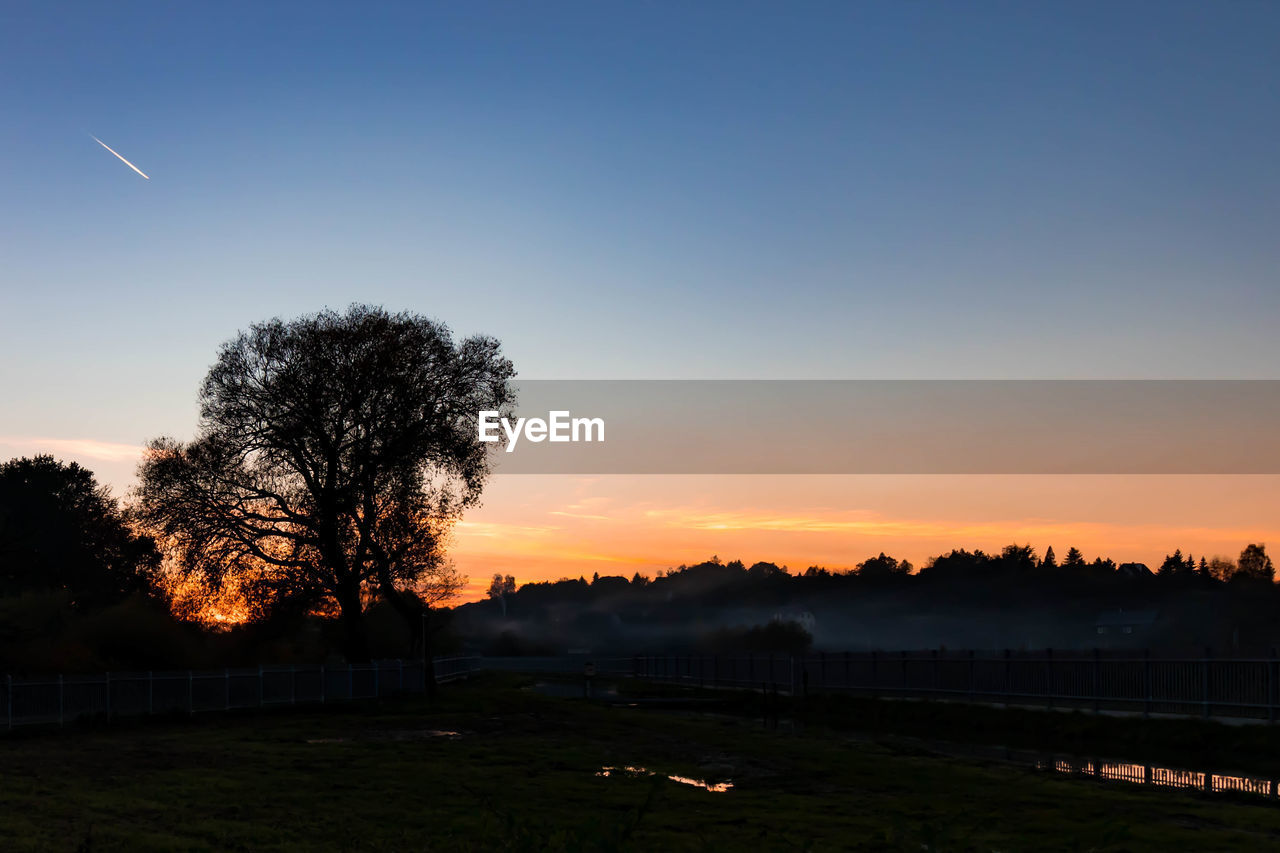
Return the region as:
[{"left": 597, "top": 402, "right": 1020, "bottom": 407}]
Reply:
[{"left": 90, "top": 134, "right": 150, "bottom": 180}]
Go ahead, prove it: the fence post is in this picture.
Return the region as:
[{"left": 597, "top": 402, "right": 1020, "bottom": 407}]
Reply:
[
  {"left": 59, "top": 674, "right": 64, "bottom": 726},
  {"left": 258, "top": 665, "right": 264, "bottom": 707},
  {"left": 1143, "top": 649, "right": 1151, "bottom": 717},
  {"left": 931, "top": 649, "right": 939, "bottom": 696},
  {"left": 374, "top": 662, "right": 380, "bottom": 697},
  {"left": 1003, "top": 649, "right": 1011, "bottom": 706},
  {"left": 320, "top": 664, "right": 326, "bottom": 703},
  {"left": 290, "top": 665, "right": 297, "bottom": 704},
  {"left": 105, "top": 671, "right": 111, "bottom": 717},
  {"left": 148, "top": 671, "right": 153, "bottom": 715},
  {"left": 871, "top": 650, "right": 878, "bottom": 689},
  {"left": 348, "top": 663, "right": 353, "bottom": 700},
  {"left": 1045, "top": 648, "right": 1054, "bottom": 710},
  {"left": 968, "top": 650, "right": 975, "bottom": 702},
  {"left": 1269, "top": 648, "right": 1277, "bottom": 725},
  {"left": 1203, "top": 647, "right": 1212, "bottom": 719},
  {"left": 7, "top": 674, "right": 12, "bottom": 730},
  {"left": 1093, "top": 649, "right": 1101, "bottom": 714},
  {"left": 845, "top": 651, "right": 850, "bottom": 689},
  {"left": 225, "top": 669, "right": 231, "bottom": 711},
  {"left": 188, "top": 670, "right": 193, "bottom": 713},
  {"left": 398, "top": 659, "right": 404, "bottom": 691}
]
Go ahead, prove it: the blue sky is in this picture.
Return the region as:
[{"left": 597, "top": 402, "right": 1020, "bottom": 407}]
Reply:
[{"left": 2, "top": 1, "right": 1279, "bottom": 486}]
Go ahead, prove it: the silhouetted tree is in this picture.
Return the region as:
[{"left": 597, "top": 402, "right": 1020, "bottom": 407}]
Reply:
[
  {"left": 995, "top": 543, "right": 1037, "bottom": 573},
  {"left": 1159, "top": 549, "right": 1186, "bottom": 577},
  {"left": 0, "top": 456, "right": 158, "bottom": 607},
  {"left": 1062, "top": 547, "right": 1085, "bottom": 570},
  {"left": 1086, "top": 557, "right": 1117, "bottom": 576},
  {"left": 1207, "top": 556, "right": 1237, "bottom": 582},
  {"left": 1235, "top": 543, "right": 1274, "bottom": 583},
  {"left": 921, "top": 548, "right": 990, "bottom": 581},
  {"left": 1042, "top": 546, "right": 1057, "bottom": 570},
  {"left": 487, "top": 574, "right": 517, "bottom": 598},
  {"left": 857, "top": 552, "right": 907, "bottom": 580},
  {"left": 747, "top": 561, "right": 787, "bottom": 579},
  {"left": 134, "top": 305, "right": 514, "bottom": 661}
]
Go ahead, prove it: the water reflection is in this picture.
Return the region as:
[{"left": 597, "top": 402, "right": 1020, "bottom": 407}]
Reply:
[
  {"left": 596, "top": 765, "right": 733, "bottom": 792},
  {"left": 1038, "top": 758, "right": 1278, "bottom": 797}
]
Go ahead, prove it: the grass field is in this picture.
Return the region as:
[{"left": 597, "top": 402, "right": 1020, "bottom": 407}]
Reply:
[{"left": 2, "top": 673, "right": 1280, "bottom": 851}]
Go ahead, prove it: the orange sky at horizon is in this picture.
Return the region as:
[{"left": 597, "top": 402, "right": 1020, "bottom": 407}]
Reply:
[
  {"left": 6, "top": 437, "right": 1277, "bottom": 609},
  {"left": 443, "top": 474, "right": 1280, "bottom": 603}
]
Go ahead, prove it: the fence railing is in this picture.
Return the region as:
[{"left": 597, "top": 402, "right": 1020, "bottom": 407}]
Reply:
[
  {"left": 478, "top": 656, "right": 637, "bottom": 676},
  {"left": 488, "top": 650, "right": 1280, "bottom": 723},
  {"left": 1, "top": 656, "right": 483, "bottom": 730}
]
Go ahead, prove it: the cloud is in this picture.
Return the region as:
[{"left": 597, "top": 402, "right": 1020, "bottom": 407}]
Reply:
[{"left": 0, "top": 436, "right": 145, "bottom": 463}]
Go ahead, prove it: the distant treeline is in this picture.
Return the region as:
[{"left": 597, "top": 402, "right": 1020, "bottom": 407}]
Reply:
[
  {"left": 4, "top": 453, "right": 1279, "bottom": 669},
  {"left": 459, "top": 544, "right": 1280, "bottom": 656},
  {"left": 488, "top": 539, "right": 1275, "bottom": 602}
]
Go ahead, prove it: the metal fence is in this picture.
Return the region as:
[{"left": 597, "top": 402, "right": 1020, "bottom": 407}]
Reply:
[
  {"left": 623, "top": 650, "right": 1280, "bottom": 722},
  {"left": 0, "top": 656, "right": 483, "bottom": 730},
  {"left": 478, "top": 656, "right": 637, "bottom": 676}
]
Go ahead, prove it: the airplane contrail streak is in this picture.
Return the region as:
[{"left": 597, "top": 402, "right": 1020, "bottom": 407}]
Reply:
[{"left": 90, "top": 134, "right": 150, "bottom": 179}]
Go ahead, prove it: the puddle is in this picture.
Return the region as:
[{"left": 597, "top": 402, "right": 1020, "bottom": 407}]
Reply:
[
  {"left": 665, "top": 709, "right": 1280, "bottom": 801},
  {"left": 1036, "top": 757, "right": 1279, "bottom": 797},
  {"left": 596, "top": 765, "right": 733, "bottom": 793}
]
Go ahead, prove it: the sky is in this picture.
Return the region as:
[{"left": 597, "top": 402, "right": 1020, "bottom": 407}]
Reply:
[{"left": 3, "top": 2, "right": 1279, "bottom": 600}]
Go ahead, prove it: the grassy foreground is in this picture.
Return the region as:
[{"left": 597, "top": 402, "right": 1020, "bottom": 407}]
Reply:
[{"left": 1, "top": 674, "right": 1279, "bottom": 851}]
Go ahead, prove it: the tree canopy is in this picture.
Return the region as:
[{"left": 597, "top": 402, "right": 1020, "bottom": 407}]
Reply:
[
  {"left": 0, "top": 455, "right": 158, "bottom": 606},
  {"left": 134, "top": 305, "right": 515, "bottom": 660}
]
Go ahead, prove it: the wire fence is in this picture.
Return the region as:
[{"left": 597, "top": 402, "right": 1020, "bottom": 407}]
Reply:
[
  {"left": 0, "top": 656, "right": 483, "bottom": 730},
  {"left": 490, "top": 650, "right": 1280, "bottom": 723}
]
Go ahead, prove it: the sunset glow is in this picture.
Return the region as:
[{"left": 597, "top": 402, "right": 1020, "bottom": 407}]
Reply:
[{"left": 445, "top": 474, "right": 1280, "bottom": 602}]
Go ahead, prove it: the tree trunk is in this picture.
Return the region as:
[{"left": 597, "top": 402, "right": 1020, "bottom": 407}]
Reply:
[{"left": 337, "top": 586, "right": 371, "bottom": 663}]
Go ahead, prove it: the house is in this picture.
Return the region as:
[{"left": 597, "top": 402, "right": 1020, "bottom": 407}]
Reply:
[{"left": 1117, "top": 562, "right": 1154, "bottom": 579}]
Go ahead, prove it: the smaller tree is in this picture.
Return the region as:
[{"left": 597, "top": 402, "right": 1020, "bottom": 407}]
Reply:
[
  {"left": 1158, "top": 549, "right": 1185, "bottom": 577},
  {"left": 0, "top": 456, "right": 158, "bottom": 607},
  {"left": 487, "top": 573, "right": 516, "bottom": 617},
  {"left": 857, "top": 552, "right": 907, "bottom": 580},
  {"left": 1042, "top": 546, "right": 1057, "bottom": 570},
  {"left": 995, "top": 543, "right": 1037, "bottom": 573},
  {"left": 1062, "top": 547, "right": 1086, "bottom": 570},
  {"left": 1236, "top": 543, "right": 1274, "bottom": 583},
  {"left": 1207, "top": 556, "right": 1237, "bottom": 582},
  {"left": 487, "top": 574, "right": 517, "bottom": 598}
]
